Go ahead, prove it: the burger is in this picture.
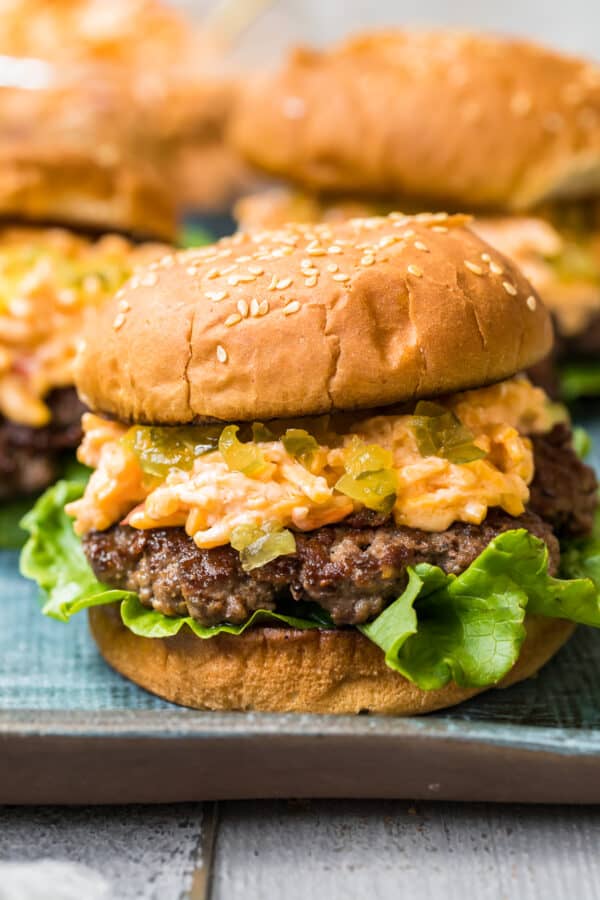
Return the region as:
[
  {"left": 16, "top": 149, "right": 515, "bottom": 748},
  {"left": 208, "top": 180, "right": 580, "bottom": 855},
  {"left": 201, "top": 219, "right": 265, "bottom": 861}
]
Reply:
[
  {"left": 21, "top": 214, "right": 600, "bottom": 715},
  {"left": 0, "top": 0, "right": 254, "bottom": 214},
  {"left": 230, "top": 30, "right": 600, "bottom": 397},
  {"left": 0, "top": 128, "right": 174, "bottom": 512}
]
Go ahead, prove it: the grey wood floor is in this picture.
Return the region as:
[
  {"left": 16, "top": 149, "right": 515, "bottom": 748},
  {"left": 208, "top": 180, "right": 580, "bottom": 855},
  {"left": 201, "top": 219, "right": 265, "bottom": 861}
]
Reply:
[{"left": 2, "top": 801, "right": 600, "bottom": 899}]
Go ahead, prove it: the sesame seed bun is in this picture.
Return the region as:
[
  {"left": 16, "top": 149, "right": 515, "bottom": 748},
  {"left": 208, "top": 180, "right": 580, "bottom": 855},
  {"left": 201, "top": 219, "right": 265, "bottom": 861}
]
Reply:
[
  {"left": 75, "top": 213, "right": 551, "bottom": 424},
  {"left": 230, "top": 30, "right": 600, "bottom": 211},
  {"left": 88, "top": 605, "right": 575, "bottom": 714},
  {"left": 0, "top": 138, "right": 176, "bottom": 241}
]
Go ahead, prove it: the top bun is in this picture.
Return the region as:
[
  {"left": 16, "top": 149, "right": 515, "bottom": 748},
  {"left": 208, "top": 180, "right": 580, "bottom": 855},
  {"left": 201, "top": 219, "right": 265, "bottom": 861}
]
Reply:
[
  {"left": 230, "top": 30, "right": 600, "bottom": 211},
  {"left": 76, "top": 213, "right": 551, "bottom": 424}
]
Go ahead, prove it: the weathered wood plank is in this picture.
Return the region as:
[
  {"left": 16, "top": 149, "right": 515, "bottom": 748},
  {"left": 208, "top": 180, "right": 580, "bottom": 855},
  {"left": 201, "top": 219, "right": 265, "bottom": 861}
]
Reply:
[
  {"left": 0, "top": 804, "right": 204, "bottom": 900},
  {"left": 212, "top": 800, "right": 600, "bottom": 899}
]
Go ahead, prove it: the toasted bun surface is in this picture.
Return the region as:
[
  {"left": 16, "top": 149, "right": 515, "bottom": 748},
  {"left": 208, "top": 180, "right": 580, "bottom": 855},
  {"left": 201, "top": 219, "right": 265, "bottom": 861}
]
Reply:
[
  {"left": 230, "top": 30, "right": 600, "bottom": 211},
  {"left": 76, "top": 213, "right": 551, "bottom": 424},
  {"left": 89, "top": 606, "right": 574, "bottom": 714},
  {"left": 0, "top": 139, "right": 176, "bottom": 241}
]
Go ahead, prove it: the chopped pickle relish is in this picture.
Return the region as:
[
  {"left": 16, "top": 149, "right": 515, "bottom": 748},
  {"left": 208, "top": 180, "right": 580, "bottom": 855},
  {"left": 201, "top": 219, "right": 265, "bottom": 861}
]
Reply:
[
  {"left": 68, "top": 378, "right": 555, "bottom": 561},
  {"left": 0, "top": 228, "right": 166, "bottom": 427}
]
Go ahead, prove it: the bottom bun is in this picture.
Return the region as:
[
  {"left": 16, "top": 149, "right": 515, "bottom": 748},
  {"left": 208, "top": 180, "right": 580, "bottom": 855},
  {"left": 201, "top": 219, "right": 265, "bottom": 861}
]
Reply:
[{"left": 88, "top": 607, "right": 575, "bottom": 715}]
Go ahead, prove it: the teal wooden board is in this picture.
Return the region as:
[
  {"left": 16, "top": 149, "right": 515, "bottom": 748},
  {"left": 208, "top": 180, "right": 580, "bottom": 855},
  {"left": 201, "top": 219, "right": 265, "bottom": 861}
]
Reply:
[{"left": 1, "top": 405, "right": 600, "bottom": 803}]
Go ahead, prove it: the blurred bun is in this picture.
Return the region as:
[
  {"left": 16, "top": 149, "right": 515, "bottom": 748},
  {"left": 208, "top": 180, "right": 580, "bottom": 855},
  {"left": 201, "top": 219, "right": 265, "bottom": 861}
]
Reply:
[
  {"left": 75, "top": 212, "right": 551, "bottom": 424},
  {"left": 89, "top": 605, "right": 575, "bottom": 715},
  {"left": 230, "top": 30, "right": 600, "bottom": 211},
  {"left": 0, "top": 138, "right": 176, "bottom": 241}
]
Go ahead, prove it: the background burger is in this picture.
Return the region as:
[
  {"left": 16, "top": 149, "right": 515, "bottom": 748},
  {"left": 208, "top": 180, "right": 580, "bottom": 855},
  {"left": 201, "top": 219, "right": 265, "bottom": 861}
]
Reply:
[
  {"left": 0, "top": 115, "right": 174, "bottom": 520},
  {"left": 230, "top": 30, "right": 600, "bottom": 398},
  {"left": 22, "top": 213, "right": 600, "bottom": 715},
  {"left": 0, "top": 0, "right": 254, "bottom": 215}
]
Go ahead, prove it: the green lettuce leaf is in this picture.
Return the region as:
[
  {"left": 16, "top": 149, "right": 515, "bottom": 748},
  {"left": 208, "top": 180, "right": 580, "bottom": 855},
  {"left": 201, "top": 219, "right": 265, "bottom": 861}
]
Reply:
[
  {"left": 561, "top": 508, "right": 600, "bottom": 589},
  {"left": 560, "top": 360, "right": 600, "bottom": 401},
  {"left": 20, "top": 480, "right": 131, "bottom": 621},
  {"left": 361, "top": 528, "right": 600, "bottom": 690},
  {"left": 20, "top": 481, "right": 600, "bottom": 691},
  {"left": 0, "top": 496, "right": 39, "bottom": 550},
  {"left": 121, "top": 594, "right": 322, "bottom": 638},
  {"left": 180, "top": 224, "right": 213, "bottom": 249},
  {"left": 0, "top": 458, "right": 90, "bottom": 551},
  {"left": 572, "top": 426, "right": 592, "bottom": 460}
]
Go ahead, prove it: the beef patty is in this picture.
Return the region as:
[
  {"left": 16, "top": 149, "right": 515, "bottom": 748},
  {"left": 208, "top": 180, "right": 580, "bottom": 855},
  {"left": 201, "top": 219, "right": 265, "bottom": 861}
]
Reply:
[
  {"left": 0, "top": 387, "right": 85, "bottom": 499},
  {"left": 84, "top": 509, "right": 558, "bottom": 627},
  {"left": 83, "top": 424, "right": 595, "bottom": 627}
]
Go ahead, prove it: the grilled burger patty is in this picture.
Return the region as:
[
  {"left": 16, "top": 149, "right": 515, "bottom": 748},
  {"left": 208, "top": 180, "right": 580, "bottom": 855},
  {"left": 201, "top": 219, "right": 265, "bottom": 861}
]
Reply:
[
  {"left": 0, "top": 387, "right": 85, "bottom": 499},
  {"left": 83, "top": 425, "right": 597, "bottom": 627}
]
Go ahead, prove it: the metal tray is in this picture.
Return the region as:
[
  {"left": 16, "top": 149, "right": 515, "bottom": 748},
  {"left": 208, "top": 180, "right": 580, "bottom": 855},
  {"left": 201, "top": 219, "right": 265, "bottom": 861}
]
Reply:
[{"left": 2, "top": 407, "right": 600, "bottom": 805}]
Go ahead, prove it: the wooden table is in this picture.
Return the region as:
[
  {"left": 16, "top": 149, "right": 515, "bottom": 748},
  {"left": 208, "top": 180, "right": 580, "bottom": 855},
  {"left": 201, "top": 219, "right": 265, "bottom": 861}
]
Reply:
[{"left": 1, "top": 800, "right": 599, "bottom": 898}]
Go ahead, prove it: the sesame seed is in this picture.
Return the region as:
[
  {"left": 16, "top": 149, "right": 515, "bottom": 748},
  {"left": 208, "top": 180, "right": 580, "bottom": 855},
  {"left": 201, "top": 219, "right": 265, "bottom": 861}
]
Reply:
[
  {"left": 414, "top": 241, "right": 429, "bottom": 252},
  {"left": 306, "top": 245, "right": 326, "bottom": 256},
  {"left": 216, "top": 345, "right": 228, "bottom": 363},
  {"left": 304, "top": 276, "right": 318, "bottom": 287},
  {"left": 379, "top": 235, "right": 401, "bottom": 248},
  {"left": 490, "top": 262, "right": 503, "bottom": 275},
  {"left": 464, "top": 261, "right": 484, "bottom": 275},
  {"left": 300, "top": 259, "right": 312, "bottom": 269},
  {"left": 407, "top": 264, "right": 423, "bottom": 278},
  {"left": 502, "top": 281, "right": 518, "bottom": 296},
  {"left": 236, "top": 255, "right": 252, "bottom": 263},
  {"left": 403, "top": 230, "right": 416, "bottom": 239},
  {"left": 118, "top": 299, "right": 130, "bottom": 312},
  {"left": 113, "top": 313, "right": 126, "bottom": 330},
  {"left": 327, "top": 263, "right": 339, "bottom": 273},
  {"left": 186, "top": 266, "right": 199, "bottom": 277},
  {"left": 206, "top": 268, "right": 220, "bottom": 279},
  {"left": 360, "top": 255, "right": 375, "bottom": 266},
  {"left": 250, "top": 298, "right": 260, "bottom": 316},
  {"left": 283, "top": 300, "right": 301, "bottom": 315},
  {"left": 257, "top": 300, "right": 269, "bottom": 316},
  {"left": 206, "top": 290, "right": 228, "bottom": 302},
  {"left": 237, "top": 299, "right": 249, "bottom": 317},
  {"left": 481, "top": 253, "right": 491, "bottom": 263},
  {"left": 332, "top": 273, "right": 351, "bottom": 282},
  {"left": 431, "top": 226, "right": 448, "bottom": 233},
  {"left": 248, "top": 265, "right": 264, "bottom": 276},
  {"left": 267, "top": 275, "right": 278, "bottom": 291},
  {"left": 220, "top": 265, "right": 237, "bottom": 276},
  {"left": 526, "top": 295, "right": 537, "bottom": 310},
  {"left": 328, "top": 245, "right": 343, "bottom": 254},
  {"left": 227, "top": 275, "right": 241, "bottom": 286},
  {"left": 276, "top": 277, "right": 293, "bottom": 290},
  {"left": 225, "top": 314, "right": 242, "bottom": 327}
]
